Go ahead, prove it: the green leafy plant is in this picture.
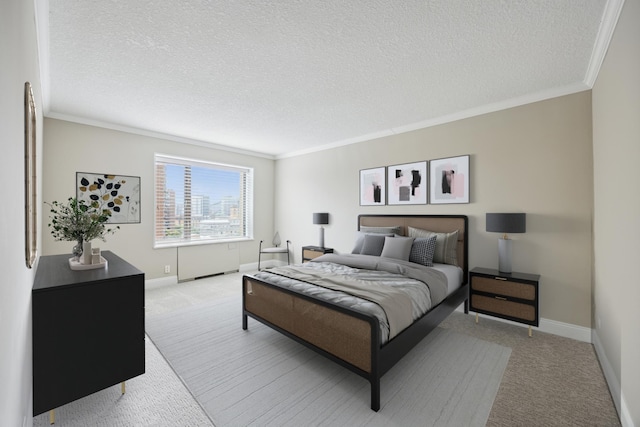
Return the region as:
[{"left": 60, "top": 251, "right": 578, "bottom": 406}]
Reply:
[{"left": 46, "top": 197, "right": 120, "bottom": 242}]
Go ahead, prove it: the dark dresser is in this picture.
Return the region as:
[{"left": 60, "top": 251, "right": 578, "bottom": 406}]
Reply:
[{"left": 32, "top": 251, "right": 145, "bottom": 417}]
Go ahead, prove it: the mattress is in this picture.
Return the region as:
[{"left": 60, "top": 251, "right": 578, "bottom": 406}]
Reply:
[
  {"left": 431, "top": 262, "right": 463, "bottom": 295},
  {"left": 251, "top": 254, "right": 462, "bottom": 344}
]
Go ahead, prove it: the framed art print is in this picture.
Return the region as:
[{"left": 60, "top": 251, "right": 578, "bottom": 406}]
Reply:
[
  {"left": 360, "top": 167, "right": 386, "bottom": 205},
  {"left": 429, "top": 155, "right": 470, "bottom": 204},
  {"left": 387, "top": 161, "right": 427, "bottom": 205},
  {"left": 76, "top": 172, "right": 141, "bottom": 223}
]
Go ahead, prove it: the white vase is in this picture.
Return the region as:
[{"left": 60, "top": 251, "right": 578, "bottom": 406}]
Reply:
[{"left": 82, "top": 240, "right": 92, "bottom": 265}]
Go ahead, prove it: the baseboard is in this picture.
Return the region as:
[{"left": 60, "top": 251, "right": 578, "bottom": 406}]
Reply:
[
  {"left": 146, "top": 261, "right": 284, "bottom": 285},
  {"left": 538, "top": 317, "right": 592, "bottom": 343},
  {"left": 145, "top": 275, "right": 178, "bottom": 290},
  {"left": 458, "top": 306, "right": 592, "bottom": 343},
  {"left": 239, "top": 260, "right": 288, "bottom": 272},
  {"left": 592, "top": 330, "right": 634, "bottom": 427},
  {"left": 239, "top": 262, "right": 258, "bottom": 272}
]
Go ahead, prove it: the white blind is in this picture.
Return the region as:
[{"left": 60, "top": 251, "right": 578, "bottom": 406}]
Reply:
[{"left": 154, "top": 154, "right": 253, "bottom": 247}]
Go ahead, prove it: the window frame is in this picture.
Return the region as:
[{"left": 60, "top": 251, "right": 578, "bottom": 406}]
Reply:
[{"left": 153, "top": 153, "right": 254, "bottom": 248}]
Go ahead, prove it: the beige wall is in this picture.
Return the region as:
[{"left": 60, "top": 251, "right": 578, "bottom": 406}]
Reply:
[
  {"left": 6, "top": 2, "right": 633, "bottom": 425},
  {"left": 276, "top": 91, "right": 594, "bottom": 329},
  {"left": 592, "top": 0, "right": 640, "bottom": 424},
  {"left": 42, "top": 119, "right": 276, "bottom": 280},
  {"left": 1, "top": 0, "right": 43, "bottom": 424}
]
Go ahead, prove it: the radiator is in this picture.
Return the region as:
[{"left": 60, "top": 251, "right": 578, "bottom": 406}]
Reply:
[{"left": 177, "top": 243, "right": 239, "bottom": 281}]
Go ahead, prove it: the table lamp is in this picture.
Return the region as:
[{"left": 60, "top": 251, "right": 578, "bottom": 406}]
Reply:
[
  {"left": 486, "top": 213, "right": 526, "bottom": 273},
  {"left": 313, "top": 212, "right": 329, "bottom": 248}
]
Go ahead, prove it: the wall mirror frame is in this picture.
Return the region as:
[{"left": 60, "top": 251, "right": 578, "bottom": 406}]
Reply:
[{"left": 25, "top": 81, "right": 37, "bottom": 268}]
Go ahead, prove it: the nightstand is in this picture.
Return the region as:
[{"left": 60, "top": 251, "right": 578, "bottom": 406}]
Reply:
[
  {"left": 302, "top": 246, "right": 334, "bottom": 262},
  {"left": 469, "top": 267, "right": 540, "bottom": 337}
]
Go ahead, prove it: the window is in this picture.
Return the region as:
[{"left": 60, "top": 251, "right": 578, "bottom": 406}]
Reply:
[{"left": 154, "top": 154, "right": 253, "bottom": 247}]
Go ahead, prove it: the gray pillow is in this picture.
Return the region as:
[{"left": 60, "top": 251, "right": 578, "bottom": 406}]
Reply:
[
  {"left": 359, "top": 234, "right": 388, "bottom": 256},
  {"left": 409, "top": 236, "right": 438, "bottom": 266},
  {"left": 359, "top": 225, "right": 402, "bottom": 235},
  {"left": 351, "top": 232, "right": 394, "bottom": 254},
  {"left": 380, "top": 236, "right": 415, "bottom": 261},
  {"left": 408, "top": 226, "right": 459, "bottom": 266}
]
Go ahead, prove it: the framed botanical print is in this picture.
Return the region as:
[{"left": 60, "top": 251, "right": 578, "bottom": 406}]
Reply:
[
  {"left": 76, "top": 172, "right": 141, "bottom": 223},
  {"left": 429, "top": 155, "right": 470, "bottom": 204},
  {"left": 387, "top": 161, "right": 428, "bottom": 205}
]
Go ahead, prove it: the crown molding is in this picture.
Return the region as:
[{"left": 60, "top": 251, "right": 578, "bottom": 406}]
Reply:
[
  {"left": 45, "top": 112, "right": 276, "bottom": 160},
  {"left": 34, "top": 0, "right": 50, "bottom": 113},
  {"left": 584, "top": 0, "right": 626, "bottom": 87},
  {"left": 278, "top": 82, "right": 590, "bottom": 160}
]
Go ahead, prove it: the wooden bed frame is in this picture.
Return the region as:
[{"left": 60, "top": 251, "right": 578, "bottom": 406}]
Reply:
[{"left": 242, "top": 214, "right": 468, "bottom": 411}]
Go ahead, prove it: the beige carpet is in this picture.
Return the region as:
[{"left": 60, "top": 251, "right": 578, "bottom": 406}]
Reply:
[
  {"left": 440, "top": 312, "right": 620, "bottom": 427},
  {"left": 32, "top": 335, "right": 212, "bottom": 426}
]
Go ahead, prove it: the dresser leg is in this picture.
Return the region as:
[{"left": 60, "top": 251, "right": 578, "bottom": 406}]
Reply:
[
  {"left": 121, "top": 381, "right": 126, "bottom": 394},
  {"left": 475, "top": 313, "right": 479, "bottom": 324},
  {"left": 49, "top": 409, "right": 55, "bottom": 424},
  {"left": 528, "top": 326, "right": 532, "bottom": 337}
]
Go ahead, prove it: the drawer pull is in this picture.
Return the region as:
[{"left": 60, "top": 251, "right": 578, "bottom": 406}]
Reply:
[
  {"left": 495, "top": 296, "right": 507, "bottom": 301},
  {"left": 494, "top": 276, "right": 507, "bottom": 281}
]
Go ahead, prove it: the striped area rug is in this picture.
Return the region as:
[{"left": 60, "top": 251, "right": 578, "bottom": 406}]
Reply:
[{"left": 146, "top": 295, "right": 510, "bottom": 427}]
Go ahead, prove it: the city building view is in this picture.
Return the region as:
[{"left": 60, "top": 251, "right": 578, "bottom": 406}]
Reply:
[{"left": 155, "top": 162, "right": 247, "bottom": 244}]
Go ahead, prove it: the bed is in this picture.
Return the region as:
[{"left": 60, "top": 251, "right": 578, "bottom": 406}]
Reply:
[{"left": 242, "top": 214, "right": 469, "bottom": 411}]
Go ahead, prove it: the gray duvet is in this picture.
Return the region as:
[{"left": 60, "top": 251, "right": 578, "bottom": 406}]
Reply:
[{"left": 252, "top": 253, "right": 448, "bottom": 343}]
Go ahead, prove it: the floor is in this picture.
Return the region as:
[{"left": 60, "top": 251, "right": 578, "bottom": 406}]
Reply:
[{"left": 34, "top": 270, "right": 621, "bottom": 426}]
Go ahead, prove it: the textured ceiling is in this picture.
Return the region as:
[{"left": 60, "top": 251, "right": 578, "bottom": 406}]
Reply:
[{"left": 42, "top": 0, "right": 611, "bottom": 158}]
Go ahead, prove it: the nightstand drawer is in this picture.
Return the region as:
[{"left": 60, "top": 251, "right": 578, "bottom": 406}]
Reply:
[
  {"left": 302, "top": 246, "right": 334, "bottom": 262},
  {"left": 471, "top": 276, "right": 535, "bottom": 300},
  {"left": 303, "top": 249, "right": 324, "bottom": 260},
  {"left": 471, "top": 294, "right": 536, "bottom": 322}
]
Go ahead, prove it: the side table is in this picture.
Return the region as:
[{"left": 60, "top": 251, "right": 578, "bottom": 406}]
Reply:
[
  {"left": 302, "top": 246, "right": 334, "bottom": 262},
  {"left": 469, "top": 267, "right": 539, "bottom": 336}
]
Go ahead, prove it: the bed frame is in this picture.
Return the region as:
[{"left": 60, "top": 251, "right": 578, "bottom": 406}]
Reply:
[{"left": 242, "top": 214, "right": 468, "bottom": 411}]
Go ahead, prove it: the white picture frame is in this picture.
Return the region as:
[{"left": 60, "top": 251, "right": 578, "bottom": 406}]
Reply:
[
  {"left": 359, "top": 167, "right": 386, "bottom": 206},
  {"left": 429, "top": 155, "right": 470, "bottom": 204},
  {"left": 387, "top": 161, "right": 428, "bottom": 205}
]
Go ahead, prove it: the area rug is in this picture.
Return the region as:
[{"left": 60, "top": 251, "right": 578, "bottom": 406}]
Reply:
[{"left": 146, "top": 295, "right": 511, "bottom": 427}]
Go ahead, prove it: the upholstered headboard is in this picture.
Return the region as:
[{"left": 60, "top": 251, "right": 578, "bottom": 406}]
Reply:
[{"left": 358, "top": 214, "right": 468, "bottom": 285}]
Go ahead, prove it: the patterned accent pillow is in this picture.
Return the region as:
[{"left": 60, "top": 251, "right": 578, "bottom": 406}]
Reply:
[
  {"left": 408, "top": 227, "right": 459, "bottom": 266},
  {"left": 409, "top": 236, "right": 438, "bottom": 266}
]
